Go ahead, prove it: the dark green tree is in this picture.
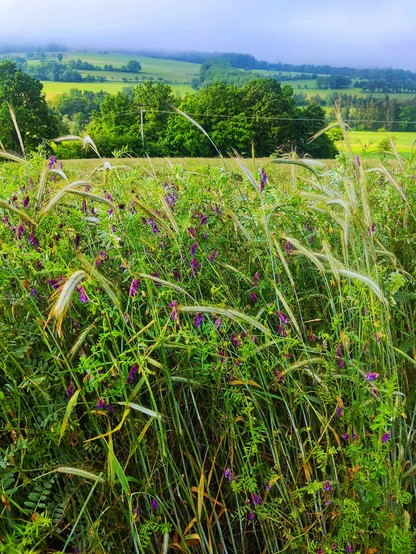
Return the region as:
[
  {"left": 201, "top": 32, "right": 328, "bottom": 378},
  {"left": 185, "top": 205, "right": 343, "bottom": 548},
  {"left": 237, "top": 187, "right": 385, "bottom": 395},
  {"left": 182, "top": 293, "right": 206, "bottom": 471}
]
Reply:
[
  {"left": 293, "top": 103, "right": 337, "bottom": 158},
  {"left": 165, "top": 82, "right": 253, "bottom": 156},
  {"left": 0, "top": 60, "right": 58, "bottom": 152},
  {"left": 241, "top": 79, "right": 297, "bottom": 156}
]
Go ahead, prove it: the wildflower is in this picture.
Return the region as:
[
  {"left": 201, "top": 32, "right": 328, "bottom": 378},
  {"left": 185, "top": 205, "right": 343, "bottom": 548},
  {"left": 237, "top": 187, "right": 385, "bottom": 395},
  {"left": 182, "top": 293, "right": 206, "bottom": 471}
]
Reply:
[
  {"left": 332, "top": 544, "right": 339, "bottom": 552},
  {"left": 277, "top": 325, "right": 287, "bottom": 337},
  {"left": 247, "top": 511, "right": 255, "bottom": 521},
  {"left": 250, "top": 292, "right": 258, "bottom": 303},
  {"left": 346, "top": 545, "right": 353, "bottom": 553},
  {"left": 324, "top": 481, "right": 331, "bottom": 492},
  {"left": 151, "top": 498, "right": 159, "bottom": 511},
  {"left": 265, "top": 483, "right": 271, "bottom": 491},
  {"left": 23, "top": 195, "right": 29, "bottom": 208},
  {"left": 129, "top": 278, "right": 139, "bottom": 297},
  {"left": 274, "top": 370, "right": 284, "bottom": 384},
  {"left": 148, "top": 218, "right": 159, "bottom": 234},
  {"left": 342, "top": 433, "right": 349, "bottom": 442},
  {"left": 214, "top": 318, "right": 222, "bottom": 330},
  {"left": 127, "top": 363, "right": 138, "bottom": 384},
  {"left": 124, "top": 313, "right": 130, "bottom": 324},
  {"left": 369, "top": 222, "right": 376, "bottom": 235},
  {"left": 48, "top": 155, "right": 57, "bottom": 169},
  {"left": 316, "top": 549, "right": 324, "bottom": 554},
  {"left": 29, "top": 229, "right": 40, "bottom": 251},
  {"left": 355, "top": 155, "right": 361, "bottom": 167},
  {"left": 276, "top": 311, "right": 289, "bottom": 324},
  {"left": 187, "top": 227, "right": 197, "bottom": 237},
  {"left": 194, "top": 312, "right": 203, "bottom": 328},
  {"left": 252, "top": 494, "right": 261, "bottom": 505},
  {"left": 208, "top": 250, "right": 218, "bottom": 262},
  {"left": 31, "top": 288, "right": 36, "bottom": 296},
  {"left": 77, "top": 285, "right": 88, "bottom": 303},
  {"left": 16, "top": 224, "right": 26, "bottom": 239},
  {"left": 67, "top": 385, "right": 74, "bottom": 399},
  {"left": 190, "top": 241, "right": 198, "bottom": 256},
  {"left": 230, "top": 333, "right": 241, "bottom": 347},
  {"left": 74, "top": 234, "right": 81, "bottom": 248},
  {"left": 253, "top": 272, "right": 260, "bottom": 287},
  {"left": 260, "top": 167, "right": 267, "bottom": 192},
  {"left": 365, "top": 372, "right": 379, "bottom": 382},
  {"left": 29, "top": 177, "right": 33, "bottom": 189},
  {"left": 305, "top": 221, "right": 313, "bottom": 232},
  {"left": 352, "top": 432, "right": 358, "bottom": 440},
  {"left": 285, "top": 241, "right": 291, "bottom": 255},
  {"left": 381, "top": 431, "right": 391, "bottom": 444},
  {"left": 190, "top": 257, "right": 200, "bottom": 277},
  {"left": 81, "top": 199, "right": 87, "bottom": 213},
  {"left": 224, "top": 468, "right": 235, "bottom": 481},
  {"left": 170, "top": 300, "right": 178, "bottom": 321},
  {"left": 96, "top": 398, "right": 109, "bottom": 410}
]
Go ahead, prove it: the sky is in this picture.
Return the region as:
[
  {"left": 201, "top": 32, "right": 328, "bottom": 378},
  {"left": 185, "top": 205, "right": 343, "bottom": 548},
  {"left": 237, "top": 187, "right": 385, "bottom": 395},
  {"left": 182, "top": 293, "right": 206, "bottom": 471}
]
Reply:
[{"left": 0, "top": 0, "right": 415, "bottom": 71}]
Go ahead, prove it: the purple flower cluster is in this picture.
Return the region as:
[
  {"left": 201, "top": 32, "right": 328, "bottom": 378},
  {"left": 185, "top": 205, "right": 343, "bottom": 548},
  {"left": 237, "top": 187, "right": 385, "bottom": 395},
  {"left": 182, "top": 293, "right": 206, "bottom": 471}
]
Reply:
[
  {"left": 129, "top": 278, "right": 139, "bottom": 297},
  {"left": 194, "top": 312, "right": 203, "bottom": 328},
  {"left": 95, "top": 398, "right": 113, "bottom": 412},
  {"left": 260, "top": 167, "right": 267, "bottom": 192},
  {"left": 336, "top": 343, "right": 345, "bottom": 369},
  {"left": 77, "top": 285, "right": 88, "bottom": 303}
]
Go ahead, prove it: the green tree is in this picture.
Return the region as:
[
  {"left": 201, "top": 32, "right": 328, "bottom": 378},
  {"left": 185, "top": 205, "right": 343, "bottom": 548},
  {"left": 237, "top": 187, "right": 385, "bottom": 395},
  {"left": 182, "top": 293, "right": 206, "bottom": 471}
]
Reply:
[
  {"left": 126, "top": 60, "right": 142, "bottom": 73},
  {"left": 293, "top": 103, "right": 337, "bottom": 158},
  {"left": 87, "top": 92, "right": 140, "bottom": 156},
  {"left": 165, "top": 82, "right": 253, "bottom": 156},
  {"left": 241, "top": 78, "right": 296, "bottom": 156},
  {"left": 0, "top": 60, "right": 58, "bottom": 152},
  {"left": 133, "top": 82, "right": 175, "bottom": 155}
]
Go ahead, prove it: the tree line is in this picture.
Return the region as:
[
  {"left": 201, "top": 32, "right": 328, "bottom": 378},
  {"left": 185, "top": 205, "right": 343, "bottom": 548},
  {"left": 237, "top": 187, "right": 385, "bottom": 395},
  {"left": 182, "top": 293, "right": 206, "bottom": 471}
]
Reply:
[{"left": 0, "top": 61, "right": 337, "bottom": 158}]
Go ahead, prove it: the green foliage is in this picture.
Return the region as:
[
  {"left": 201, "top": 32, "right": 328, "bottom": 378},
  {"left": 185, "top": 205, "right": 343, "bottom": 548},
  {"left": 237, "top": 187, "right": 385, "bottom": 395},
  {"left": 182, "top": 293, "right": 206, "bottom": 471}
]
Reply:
[{"left": 0, "top": 61, "right": 58, "bottom": 152}]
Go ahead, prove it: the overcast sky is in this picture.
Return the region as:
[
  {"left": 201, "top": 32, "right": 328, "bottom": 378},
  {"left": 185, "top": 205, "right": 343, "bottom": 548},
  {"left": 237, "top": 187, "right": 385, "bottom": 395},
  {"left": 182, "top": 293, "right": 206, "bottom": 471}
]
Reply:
[{"left": 1, "top": 0, "right": 415, "bottom": 70}]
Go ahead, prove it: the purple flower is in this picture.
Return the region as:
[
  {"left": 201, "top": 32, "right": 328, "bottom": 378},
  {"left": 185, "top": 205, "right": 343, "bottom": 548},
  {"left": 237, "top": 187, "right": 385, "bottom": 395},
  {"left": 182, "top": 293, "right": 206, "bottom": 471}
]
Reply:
[
  {"left": 67, "top": 385, "right": 74, "bottom": 399},
  {"left": 77, "top": 286, "right": 88, "bottom": 303},
  {"left": 190, "top": 257, "right": 200, "bottom": 277},
  {"left": 29, "top": 177, "right": 34, "bottom": 189},
  {"left": 96, "top": 398, "right": 113, "bottom": 412},
  {"left": 29, "top": 229, "right": 40, "bottom": 251},
  {"left": 369, "top": 222, "right": 376, "bottom": 235},
  {"left": 324, "top": 481, "right": 331, "bottom": 492},
  {"left": 332, "top": 544, "right": 339, "bottom": 552},
  {"left": 260, "top": 167, "right": 267, "bottom": 192},
  {"left": 277, "top": 326, "right": 287, "bottom": 337},
  {"left": 274, "top": 370, "right": 284, "bottom": 384},
  {"left": 382, "top": 431, "right": 391, "bottom": 444},
  {"left": 253, "top": 272, "right": 260, "bottom": 287},
  {"left": 127, "top": 363, "right": 138, "bottom": 384},
  {"left": 250, "top": 292, "right": 258, "bottom": 303},
  {"left": 230, "top": 333, "right": 241, "bottom": 348},
  {"left": 316, "top": 549, "right": 324, "bottom": 554},
  {"left": 151, "top": 498, "right": 159, "bottom": 511},
  {"left": 129, "top": 278, "right": 139, "bottom": 297},
  {"left": 190, "top": 241, "right": 198, "bottom": 256},
  {"left": 16, "top": 224, "right": 26, "bottom": 239},
  {"left": 208, "top": 250, "right": 218, "bottom": 263},
  {"left": 214, "top": 318, "right": 222, "bottom": 330},
  {"left": 48, "top": 156, "right": 57, "bottom": 169},
  {"left": 81, "top": 199, "right": 87, "bottom": 213},
  {"left": 194, "top": 312, "right": 203, "bottom": 328},
  {"left": 355, "top": 155, "right": 361, "bottom": 167},
  {"left": 365, "top": 372, "right": 379, "bottom": 382},
  {"left": 148, "top": 218, "right": 159, "bottom": 234},
  {"left": 224, "top": 468, "right": 235, "bottom": 481},
  {"left": 247, "top": 511, "right": 255, "bottom": 521},
  {"left": 276, "top": 311, "right": 289, "bottom": 324},
  {"left": 285, "top": 241, "right": 291, "bottom": 255},
  {"left": 31, "top": 288, "right": 36, "bottom": 296},
  {"left": 252, "top": 494, "right": 261, "bottom": 505},
  {"left": 336, "top": 406, "right": 343, "bottom": 418},
  {"left": 342, "top": 433, "right": 349, "bottom": 442},
  {"left": 23, "top": 195, "right": 29, "bottom": 208},
  {"left": 346, "top": 545, "right": 353, "bottom": 553}
]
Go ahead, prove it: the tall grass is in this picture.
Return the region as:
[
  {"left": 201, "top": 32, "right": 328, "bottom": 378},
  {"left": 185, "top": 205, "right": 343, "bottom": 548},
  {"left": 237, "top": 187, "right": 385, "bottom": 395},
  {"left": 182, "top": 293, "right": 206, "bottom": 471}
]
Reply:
[{"left": 0, "top": 132, "right": 415, "bottom": 553}]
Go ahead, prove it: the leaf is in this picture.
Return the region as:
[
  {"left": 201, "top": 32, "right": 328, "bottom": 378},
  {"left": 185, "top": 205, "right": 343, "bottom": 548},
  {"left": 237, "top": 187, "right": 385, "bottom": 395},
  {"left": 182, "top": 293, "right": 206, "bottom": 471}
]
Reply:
[{"left": 58, "top": 389, "right": 81, "bottom": 445}]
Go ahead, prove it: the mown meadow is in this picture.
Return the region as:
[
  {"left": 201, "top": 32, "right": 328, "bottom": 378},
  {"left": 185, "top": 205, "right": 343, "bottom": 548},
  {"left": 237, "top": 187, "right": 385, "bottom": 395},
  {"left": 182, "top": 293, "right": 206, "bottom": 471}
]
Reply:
[{"left": 0, "top": 120, "right": 415, "bottom": 553}]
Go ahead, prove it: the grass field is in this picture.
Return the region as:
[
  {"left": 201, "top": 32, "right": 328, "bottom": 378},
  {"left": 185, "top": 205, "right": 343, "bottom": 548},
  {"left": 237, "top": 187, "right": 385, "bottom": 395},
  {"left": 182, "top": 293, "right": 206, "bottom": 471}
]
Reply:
[
  {"left": 41, "top": 80, "right": 194, "bottom": 99},
  {"left": 337, "top": 130, "right": 416, "bottom": 157}
]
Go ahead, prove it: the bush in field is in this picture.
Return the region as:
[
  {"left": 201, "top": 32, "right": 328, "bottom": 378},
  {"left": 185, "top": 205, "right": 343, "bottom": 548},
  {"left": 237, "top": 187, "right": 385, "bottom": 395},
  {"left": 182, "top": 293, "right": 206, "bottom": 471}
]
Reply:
[{"left": 0, "top": 131, "right": 415, "bottom": 553}]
